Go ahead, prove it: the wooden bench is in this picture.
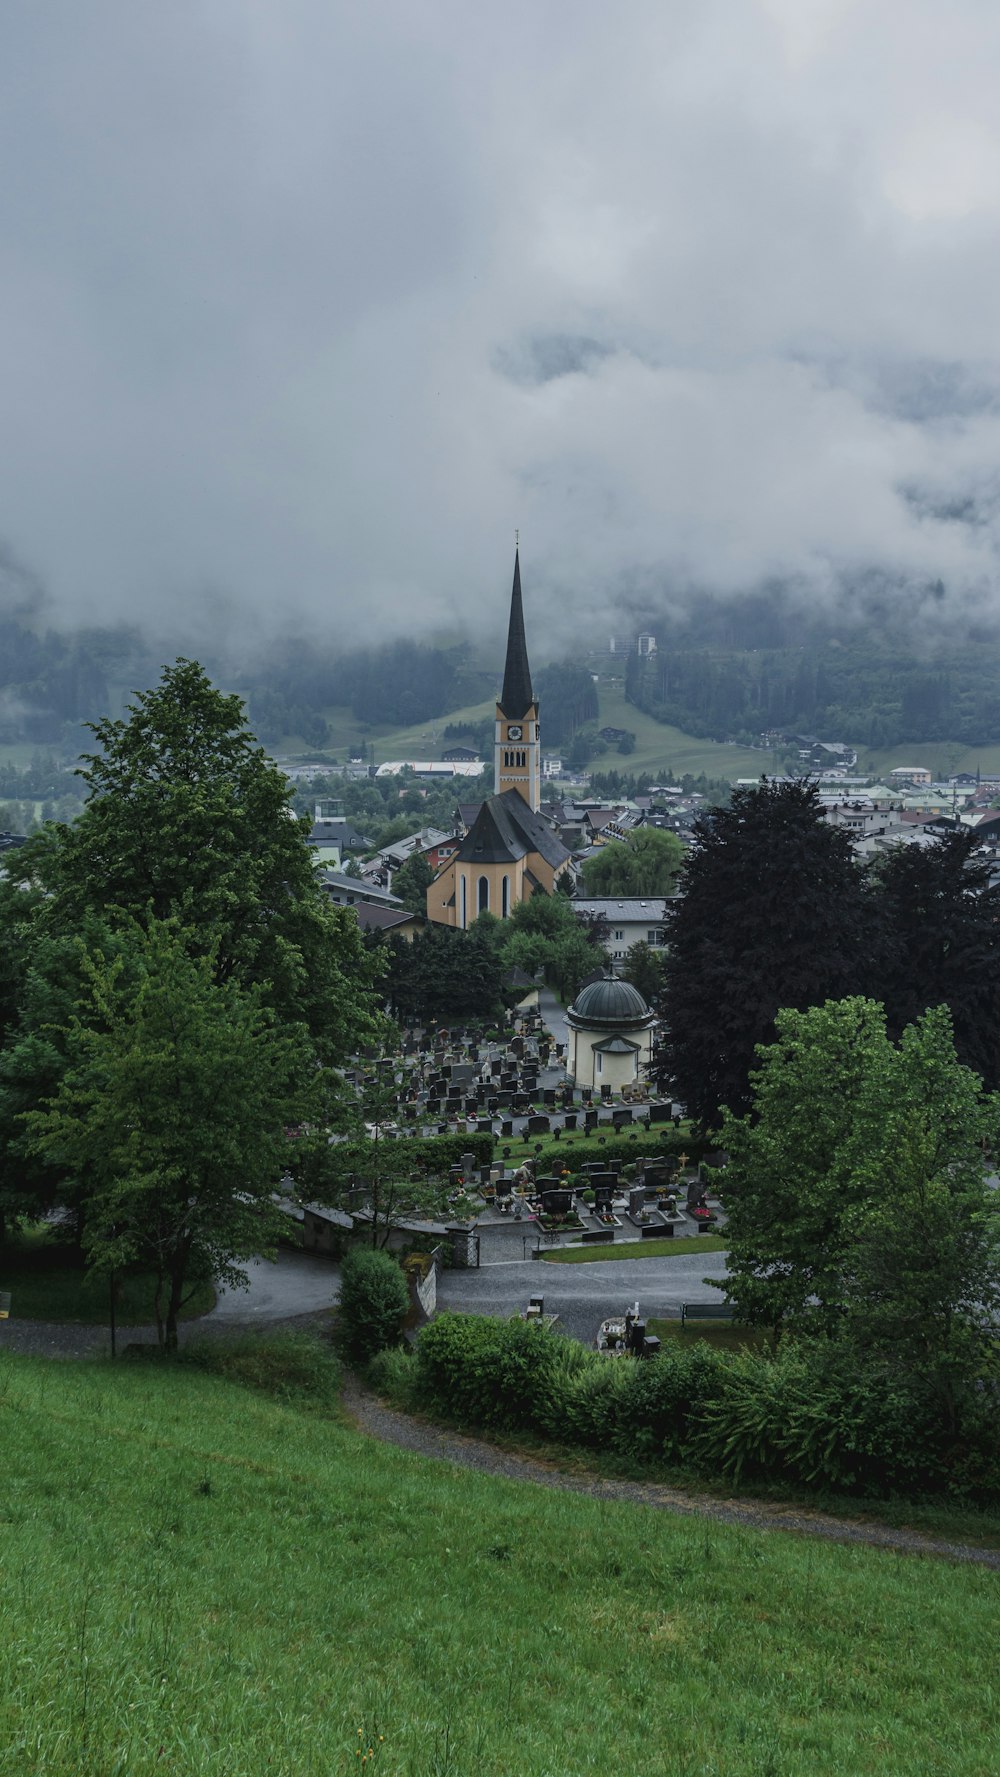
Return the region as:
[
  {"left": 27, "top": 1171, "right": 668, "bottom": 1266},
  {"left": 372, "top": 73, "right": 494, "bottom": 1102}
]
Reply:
[{"left": 680, "top": 1302, "right": 734, "bottom": 1326}]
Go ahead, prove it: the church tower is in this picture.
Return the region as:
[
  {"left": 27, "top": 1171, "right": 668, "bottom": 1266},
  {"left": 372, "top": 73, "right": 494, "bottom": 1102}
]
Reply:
[{"left": 494, "top": 548, "right": 541, "bottom": 811}]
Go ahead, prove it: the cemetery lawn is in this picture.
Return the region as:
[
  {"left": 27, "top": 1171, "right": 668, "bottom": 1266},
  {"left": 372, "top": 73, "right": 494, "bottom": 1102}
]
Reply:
[
  {"left": 4, "top": 1342, "right": 1000, "bottom": 1777},
  {"left": 0, "top": 1227, "right": 215, "bottom": 1324},
  {"left": 646, "top": 1315, "right": 772, "bottom": 1354},
  {"left": 542, "top": 1234, "right": 729, "bottom": 1260}
]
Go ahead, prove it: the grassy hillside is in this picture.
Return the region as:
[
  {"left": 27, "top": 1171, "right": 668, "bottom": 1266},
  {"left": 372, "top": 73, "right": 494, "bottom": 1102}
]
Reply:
[
  {"left": 858, "top": 738, "right": 1000, "bottom": 781},
  {"left": 276, "top": 686, "right": 776, "bottom": 782},
  {"left": 4, "top": 1342, "right": 1000, "bottom": 1776},
  {"left": 594, "top": 685, "right": 772, "bottom": 779}
]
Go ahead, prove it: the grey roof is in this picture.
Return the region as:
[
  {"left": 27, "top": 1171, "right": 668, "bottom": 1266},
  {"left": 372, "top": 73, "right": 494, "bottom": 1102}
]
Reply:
[
  {"left": 353, "top": 903, "right": 420, "bottom": 932},
  {"left": 592, "top": 1035, "right": 642, "bottom": 1054},
  {"left": 568, "top": 974, "right": 652, "bottom": 1027},
  {"left": 572, "top": 897, "right": 670, "bottom": 921},
  {"left": 456, "top": 790, "right": 570, "bottom": 871},
  {"left": 498, "top": 549, "right": 534, "bottom": 719}
]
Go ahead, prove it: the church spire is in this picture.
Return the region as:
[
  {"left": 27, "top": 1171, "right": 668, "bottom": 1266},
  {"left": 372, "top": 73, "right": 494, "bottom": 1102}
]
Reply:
[{"left": 498, "top": 547, "right": 534, "bottom": 719}]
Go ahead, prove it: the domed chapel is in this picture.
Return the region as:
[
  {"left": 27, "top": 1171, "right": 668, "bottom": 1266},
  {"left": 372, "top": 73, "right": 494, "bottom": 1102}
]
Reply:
[
  {"left": 565, "top": 972, "right": 657, "bottom": 1091},
  {"left": 427, "top": 550, "right": 572, "bottom": 926}
]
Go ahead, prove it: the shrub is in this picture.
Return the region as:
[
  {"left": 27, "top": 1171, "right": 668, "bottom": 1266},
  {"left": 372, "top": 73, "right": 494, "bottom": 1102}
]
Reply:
[
  {"left": 613, "top": 1342, "right": 726, "bottom": 1461},
  {"left": 414, "top": 1312, "right": 562, "bottom": 1432},
  {"left": 367, "top": 1344, "right": 420, "bottom": 1408},
  {"left": 542, "top": 1353, "right": 633, "bottom": 1449},
  {"left": 337, "top": 1247, "right": 409, "bottom": 1363},
  {"left": 685, "top": 1341, "right": 953, "bottom": 1495}
]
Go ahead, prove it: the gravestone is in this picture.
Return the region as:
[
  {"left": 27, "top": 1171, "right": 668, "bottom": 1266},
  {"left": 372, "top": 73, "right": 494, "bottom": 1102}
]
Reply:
[
  {"left": 612, "top": 1107, "right": 632, "bottom": 1128},
  {"left": 584, "top": 1110, "right": 599, "bottom": 1133},
  {"left": 540, "top": 1187, "right": 573, "bottom": 1216},
  {"left": 527, "top": 1114, "right": 550, "bottom": 1136}
]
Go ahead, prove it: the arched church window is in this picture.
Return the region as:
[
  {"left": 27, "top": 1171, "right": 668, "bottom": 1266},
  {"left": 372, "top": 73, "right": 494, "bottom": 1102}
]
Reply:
[
  {"left": 460, "top": 874, "right": 467, "bottom": 929},
  {"left": 478, "top": 875, "right": 490, "bottom": 914},
  {"left": 501, "top": 874, "right": 510, "bottom": 918}
]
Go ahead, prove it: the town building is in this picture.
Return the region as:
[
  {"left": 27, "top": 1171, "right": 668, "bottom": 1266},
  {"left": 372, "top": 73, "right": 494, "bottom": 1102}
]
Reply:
[{"left": 571, "top": 897, "right": 671, "bottom": 966}]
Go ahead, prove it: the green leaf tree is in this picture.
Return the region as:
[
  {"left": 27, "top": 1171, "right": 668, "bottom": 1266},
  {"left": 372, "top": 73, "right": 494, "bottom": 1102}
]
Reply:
[
  {"left": 25, "top": 659, "right": 383, "bottom": 1065},
  {"left": 23, "top": 920, "right": 318, "bottom": 1351},
  {"left": 581, "top": 826, "right": 684, "bottom": 896},
  {"left": 391, "top": 852, "right": 435, "bottom": 917},
  {"left": 621, "top": 939, "right": 666, "bottom": 1004},
  {"left": 719, "top": 997, "right": 1000, "bottom": 1416}
]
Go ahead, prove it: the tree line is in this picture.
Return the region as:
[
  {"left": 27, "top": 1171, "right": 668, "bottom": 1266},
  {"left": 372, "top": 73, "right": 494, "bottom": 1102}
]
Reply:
[{"left": 626, "top": 644, "right": 1000, "bottom": 749}]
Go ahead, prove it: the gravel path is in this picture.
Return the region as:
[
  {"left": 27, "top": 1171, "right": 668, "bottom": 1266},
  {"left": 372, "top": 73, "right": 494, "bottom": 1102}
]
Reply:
[{"left": 340, "top": 1375, "right": 1000, "bottom": 1571}]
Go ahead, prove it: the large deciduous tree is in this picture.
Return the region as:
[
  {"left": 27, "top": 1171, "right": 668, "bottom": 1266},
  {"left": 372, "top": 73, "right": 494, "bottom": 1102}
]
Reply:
[
  {"left": 581, "top": 826, "right": 684, "bottom": 896},
  {"left": 23, "top": 659, "right": 382, "bottom": 1063},
  {"left": 655, "top": 779, "right": 868, "bottom": 1125},
  {"left": 23, "top": 921, "right": 319, "bottom": 1351},
  {"left": 718, "top": 997, "right": 1000, "bottom": 1421},
  {"left": 0, "top": 660, "right": 383, "bottom": 1254}
]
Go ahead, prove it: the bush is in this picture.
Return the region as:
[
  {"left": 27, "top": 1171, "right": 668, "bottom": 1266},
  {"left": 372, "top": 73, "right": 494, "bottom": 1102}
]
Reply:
[
  {"left": 613, "top": 1342, "right": 725, "bottom": 1461},
  {"left": 414, "top": 1312, "right": 563, "bottom": 1433},
  {"left": 685, "top": 1341, "right": 953, "bottom": 1495},
  {"left": 337, "top": 1247, "right": 409, "bottom": 1363},
  {"left": 367, "top": 1344, "right": 420, "bottom": 1408}
]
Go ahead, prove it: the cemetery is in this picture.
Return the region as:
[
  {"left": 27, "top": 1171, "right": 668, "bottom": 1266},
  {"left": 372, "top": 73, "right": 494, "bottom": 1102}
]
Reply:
[{"left": 307, "top": 1000, "right": 727, "bottom": 1265}]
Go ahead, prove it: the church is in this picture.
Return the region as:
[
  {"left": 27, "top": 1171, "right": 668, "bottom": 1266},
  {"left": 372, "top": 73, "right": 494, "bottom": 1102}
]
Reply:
[{"left": 427, "top": 551, "right": 571, "bottom": 926}]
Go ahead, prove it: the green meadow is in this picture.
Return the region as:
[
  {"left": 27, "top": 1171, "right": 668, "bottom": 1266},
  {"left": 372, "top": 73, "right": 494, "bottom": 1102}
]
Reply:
[{"left": 3, "top": 1338, "right": 1000, "bottom": 1777}]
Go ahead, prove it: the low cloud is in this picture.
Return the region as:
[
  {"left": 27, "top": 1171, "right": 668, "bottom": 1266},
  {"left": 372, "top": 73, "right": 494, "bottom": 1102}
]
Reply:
[{"left": 1, "top": 0, "right": 1000, "bottom": 655}]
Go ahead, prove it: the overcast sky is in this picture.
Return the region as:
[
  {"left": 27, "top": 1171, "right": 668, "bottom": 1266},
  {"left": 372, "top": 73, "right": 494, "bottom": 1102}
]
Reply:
[{"left": 3, "top": 0, "right": 1000, "bottom": 652}]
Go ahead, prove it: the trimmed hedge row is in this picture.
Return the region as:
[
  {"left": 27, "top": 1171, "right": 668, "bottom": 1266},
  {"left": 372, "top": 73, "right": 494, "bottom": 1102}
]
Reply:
[
  {"left": 529, "top": 1130, "right": 716, "bottom": 1176},
  {"left": 379, "top": 1312, "right": 1000, "bottom": 1501},
  {"left": 333, "top": 1132, "right": 495, "bottom": 1179}
]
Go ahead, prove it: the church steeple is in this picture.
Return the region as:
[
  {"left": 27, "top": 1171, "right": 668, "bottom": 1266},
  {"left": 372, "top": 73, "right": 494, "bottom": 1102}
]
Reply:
[
  {"left": 498, "top": 548, "right": 533, "bottom": 719},
  {"left": 495, "top": 546, "right": 541, "bottom": 811}
]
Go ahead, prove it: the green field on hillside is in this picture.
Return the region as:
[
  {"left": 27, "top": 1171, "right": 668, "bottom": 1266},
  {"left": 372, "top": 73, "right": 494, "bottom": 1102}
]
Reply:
[
  {"left": 275, "top": 686, "right": 777, "bottom": 782},
  {"left": 858, "top": 738, "right": 1000, "bottom": 781},
  {"left": 4, "top": 1341, "right": 1000, "bottom": 1776}
]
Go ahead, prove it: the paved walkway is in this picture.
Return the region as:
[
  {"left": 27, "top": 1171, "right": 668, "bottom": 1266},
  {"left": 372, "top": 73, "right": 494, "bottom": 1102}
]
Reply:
[
  {"left": 536, "top": 987, "right": 569, "bottom": 1049},
  {"left": 0, "top": 1248, "right": 341, "bottom": 1359}
]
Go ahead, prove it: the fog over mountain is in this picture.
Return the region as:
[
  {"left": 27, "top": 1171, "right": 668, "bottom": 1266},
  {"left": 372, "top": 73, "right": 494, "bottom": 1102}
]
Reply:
[{"left": 3, "top": 1, "right": 1000, "bottom": 658}]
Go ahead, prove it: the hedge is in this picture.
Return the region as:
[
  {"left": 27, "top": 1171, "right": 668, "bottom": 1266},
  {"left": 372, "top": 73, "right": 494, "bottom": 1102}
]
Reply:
[
  {"left": 331, "top": 1132, "right": 495, "bottom": 1181},
  {"left": 528, "top": 1130, "right": 717, "bottom": 1177},
  {"left": 400, "top": 1313, "right": 1000, "bottom": 1501}
]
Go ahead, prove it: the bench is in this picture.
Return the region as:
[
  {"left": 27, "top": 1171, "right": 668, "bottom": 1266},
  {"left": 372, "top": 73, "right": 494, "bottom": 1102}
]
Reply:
[{"left": 680, "top": 1303, "right": 734, "bottom": 1326}]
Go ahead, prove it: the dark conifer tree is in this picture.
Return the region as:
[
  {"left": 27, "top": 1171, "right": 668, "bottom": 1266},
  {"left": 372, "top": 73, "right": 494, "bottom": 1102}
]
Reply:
[
  {"left": 871, "top": 828, "right": 1000, "bottom": 1091},
  {"left": 655, "top": 779, "right": 868, "bottom": 1126}
]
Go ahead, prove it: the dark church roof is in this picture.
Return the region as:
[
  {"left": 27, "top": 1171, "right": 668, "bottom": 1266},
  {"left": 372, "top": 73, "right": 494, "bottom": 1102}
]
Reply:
[
  {"left": 498, "top": 549, "right": 534, "bottom": 719},
  {"left": 456, "top": 790, "right": 570, "bottom": 871}
]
